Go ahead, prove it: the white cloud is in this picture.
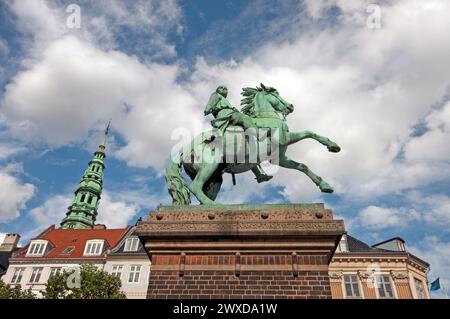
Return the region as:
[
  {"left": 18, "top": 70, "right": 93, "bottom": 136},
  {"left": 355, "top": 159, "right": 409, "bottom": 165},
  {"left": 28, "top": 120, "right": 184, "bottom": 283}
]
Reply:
[
  {"left": 7, "top": 0, "right": 183, "bottom": 58},
  {"left": 353, "top": 191, "right": 450, "bottom": 231},
  {"left": 406, "top": 192, "right": 450, "bottom": 229},
  {"left": 0, "top": 164, "right": 35, "bottom": 223},
  {"left": 96, "top": 192, "right": 139, "bottom": 228},
  {"left": 356, "top": 205, "right": 421, "bottom": 230},
  {"left": 404, "top": 102, "right": 450, "bottom": 164},
  {"left": 0, "top": 143, "right": 26, "bottom": 160},
  {"left": 28, "top": 194, "right": 70, "bottom": 226},
  {"left": 2, "top": 35, "right": 203, "bottom": 169},
  {"left": 2, "top": 0, "right": 450, "bottom": 206},
  {"left": 29, "top": 191, "right": 139, "bottom": 229},
  {"left": 7, "top": 0, "right": 66, "bottom": 49}
]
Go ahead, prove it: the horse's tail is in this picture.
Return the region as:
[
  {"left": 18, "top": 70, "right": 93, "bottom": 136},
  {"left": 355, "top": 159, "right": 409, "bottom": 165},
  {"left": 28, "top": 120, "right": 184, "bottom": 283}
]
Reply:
[{"left": 165, "top": 152, "right": 191, "bottom": 205}]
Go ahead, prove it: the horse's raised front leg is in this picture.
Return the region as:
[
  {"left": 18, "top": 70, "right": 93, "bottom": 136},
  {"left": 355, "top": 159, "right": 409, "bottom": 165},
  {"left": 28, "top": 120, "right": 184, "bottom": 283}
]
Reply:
[
  {"left": 279, "top": 155, "right": 334, "bottom": 193},
  {"left": 189, "top": 163, "right": 220, "bottom": 204},
  {"left": 286, "top": 131, "right": 341, "bottom": 153}
]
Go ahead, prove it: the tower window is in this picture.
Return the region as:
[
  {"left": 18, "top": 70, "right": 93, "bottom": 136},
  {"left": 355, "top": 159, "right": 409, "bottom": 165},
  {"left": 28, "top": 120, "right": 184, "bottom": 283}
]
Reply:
[
  {"left": 88, "top": 196, "right": 94, "bottom": 204},
  {"left": 80, "top": 194, "right": 86, "bottom": 202}
]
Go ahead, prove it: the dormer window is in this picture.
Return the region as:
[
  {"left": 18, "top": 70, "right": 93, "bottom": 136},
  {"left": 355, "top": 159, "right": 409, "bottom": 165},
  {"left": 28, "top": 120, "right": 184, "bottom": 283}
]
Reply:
[
  {"left": 124, "top": 237, "right": 140, "bottom": 252},
  {"left": 84, "top": 240, "right": 104, "bottom": 256},
  {"left": 27, "top": 240, "right": 48, "bottom": 256}
]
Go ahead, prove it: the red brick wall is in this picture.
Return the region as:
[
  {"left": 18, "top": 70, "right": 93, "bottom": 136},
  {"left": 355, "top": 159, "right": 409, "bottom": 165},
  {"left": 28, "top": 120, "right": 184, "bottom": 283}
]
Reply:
[{"left": 147, "top": 254, "right": 332, "bottom": 299}]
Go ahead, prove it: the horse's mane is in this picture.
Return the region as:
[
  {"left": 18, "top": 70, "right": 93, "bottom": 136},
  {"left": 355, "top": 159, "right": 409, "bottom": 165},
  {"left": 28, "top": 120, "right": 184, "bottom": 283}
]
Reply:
[{"left": 240, "top": 84, "right": 277, "bottom": 116}]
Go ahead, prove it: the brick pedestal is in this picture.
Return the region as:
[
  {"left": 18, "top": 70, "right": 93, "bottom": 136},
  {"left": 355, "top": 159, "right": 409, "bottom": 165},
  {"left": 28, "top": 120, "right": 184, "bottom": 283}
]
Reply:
[{"left": 136, "top": 204, "right": 345, "bottom": 299}]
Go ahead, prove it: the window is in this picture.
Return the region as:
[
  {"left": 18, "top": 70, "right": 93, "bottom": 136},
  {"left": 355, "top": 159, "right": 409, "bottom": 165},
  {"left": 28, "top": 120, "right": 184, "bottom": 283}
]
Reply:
[
  {"left": 377, "top": 275, "right": 395, "bottom": 299},
  {"left": 111, "top": 265, "right": 123, "bottom": 278},
  {"left": 49, "top": 267, "right": 62, "bottom": 278},
  {"left": 29, "top": 267, "right": 43, "bottom": 283},
  {"left": 84, "top": 240, "right": 104, "bottom": 256},
  {"left": 11, "top": 268, "right": 24, "bottom": 284},
  {"left": 80, "top": 194, "right": 86, "bottom": 202},
  {"left": 124, "top": 237, "right": 140, "bottom": 252},
  {"left": 88, "top": 196, "right": 94, "bottom": 204},
  {"left": 27, "top": 240, "right": 47, "bottom": 256},
  {"left": 415, "top": 278, "right": 425, "bottom": 299},
  {"left": 343, "top": 274, "right": 361, "bottom": 298},
  {"left": 63, "top": 246, "right": 74, "bottom": 254},
  {"left": 128, "top": 265, "right": 141, "bottom": 283}
]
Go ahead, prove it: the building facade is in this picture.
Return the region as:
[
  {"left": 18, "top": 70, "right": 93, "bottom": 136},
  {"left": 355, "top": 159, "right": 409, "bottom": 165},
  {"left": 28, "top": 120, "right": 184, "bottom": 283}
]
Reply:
[
  {"left": 2, "top": 225, "right": 130, "bottom": 296},
  {"left": 329, "top": 234, "right": 430, "bottom": 299},
  {"left": 104, "top": 226, "right": 151, "bottom": 299}
]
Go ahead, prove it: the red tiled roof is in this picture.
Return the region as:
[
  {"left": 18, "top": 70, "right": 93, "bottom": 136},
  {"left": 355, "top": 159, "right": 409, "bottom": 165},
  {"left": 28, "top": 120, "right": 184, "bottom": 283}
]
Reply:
[{"left": 13, "top": 225, "right": 130, "bottom": 260}]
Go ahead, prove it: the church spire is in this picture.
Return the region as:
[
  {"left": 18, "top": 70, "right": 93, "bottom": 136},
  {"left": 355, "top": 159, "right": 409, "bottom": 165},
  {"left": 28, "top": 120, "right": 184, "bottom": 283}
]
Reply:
[{"left": 61, "top": 122, "right": 111, "bottom": 229}]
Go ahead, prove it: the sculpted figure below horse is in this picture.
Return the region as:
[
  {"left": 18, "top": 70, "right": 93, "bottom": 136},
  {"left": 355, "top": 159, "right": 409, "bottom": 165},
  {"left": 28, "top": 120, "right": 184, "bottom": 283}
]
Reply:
[{"left": 166, "top": 84, "right": 341, "bottom": 205}]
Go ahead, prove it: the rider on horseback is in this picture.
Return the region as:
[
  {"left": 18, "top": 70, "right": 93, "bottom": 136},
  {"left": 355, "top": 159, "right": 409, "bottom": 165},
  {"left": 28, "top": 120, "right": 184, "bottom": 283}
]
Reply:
[{"left": 204, "top": 85, "right": 273, "bottom": 183}]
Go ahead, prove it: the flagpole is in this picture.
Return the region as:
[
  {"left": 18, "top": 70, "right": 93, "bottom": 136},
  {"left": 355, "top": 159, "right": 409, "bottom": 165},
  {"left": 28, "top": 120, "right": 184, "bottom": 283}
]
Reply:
[{"left": 443, "top": 283, "right": 449, "bottom": 299}]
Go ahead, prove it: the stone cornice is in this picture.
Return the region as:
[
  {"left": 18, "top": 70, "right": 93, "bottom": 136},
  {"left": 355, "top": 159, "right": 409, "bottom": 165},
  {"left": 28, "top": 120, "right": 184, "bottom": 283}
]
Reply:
[
  {"left": 332, "top": 252, "right": 429, "bottom": 273},
  {"left": 332, "top": 253, "right": 408, "bottom": 264},
  {"left": 137, "top": 220, "right": 345, "bottom": 238},
  {"left": 137, "top": 208, "right": 345, "bottom": 238}
]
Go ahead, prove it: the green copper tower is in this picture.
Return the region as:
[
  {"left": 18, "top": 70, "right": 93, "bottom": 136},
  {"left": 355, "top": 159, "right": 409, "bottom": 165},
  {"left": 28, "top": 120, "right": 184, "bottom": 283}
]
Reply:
[{"left": 61, "top": 122, "right": 111, "bottom": 229}]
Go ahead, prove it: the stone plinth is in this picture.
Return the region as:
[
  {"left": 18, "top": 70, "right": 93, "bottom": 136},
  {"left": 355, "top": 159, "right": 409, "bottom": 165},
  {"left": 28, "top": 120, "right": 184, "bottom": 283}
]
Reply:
[{"left": 136, "top": 204, "right": 345, "bottom": 299}]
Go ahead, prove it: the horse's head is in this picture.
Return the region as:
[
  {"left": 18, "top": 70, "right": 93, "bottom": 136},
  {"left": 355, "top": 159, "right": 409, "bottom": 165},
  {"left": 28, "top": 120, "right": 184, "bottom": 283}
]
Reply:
[
  {"left": 257, "top": 83, "right": 294, "bottom": 117},
  {"left": 241, "top": 84, "right": 294, "bottom": 118}
]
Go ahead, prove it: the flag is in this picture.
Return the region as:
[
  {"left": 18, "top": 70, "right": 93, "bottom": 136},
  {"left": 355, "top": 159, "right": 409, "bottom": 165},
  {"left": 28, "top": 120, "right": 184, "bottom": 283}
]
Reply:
[{"left": 430, "top": 278, "right": 441, "bottom": 291}]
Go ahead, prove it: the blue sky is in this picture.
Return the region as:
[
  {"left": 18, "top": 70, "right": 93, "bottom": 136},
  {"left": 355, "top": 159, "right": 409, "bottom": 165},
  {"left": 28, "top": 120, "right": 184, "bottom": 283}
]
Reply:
[{"left": 0, "top": 0, "right": 449, "bottom": 297}]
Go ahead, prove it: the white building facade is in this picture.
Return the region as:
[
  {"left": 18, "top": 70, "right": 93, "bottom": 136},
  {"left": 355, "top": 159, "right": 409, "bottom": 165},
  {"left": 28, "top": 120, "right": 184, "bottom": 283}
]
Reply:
[
  {"left": 2, "top": 225, "right": 131, "bottom": 297},
  {"left": 104, "top": 227, "right": 151, "bottom": 299}
]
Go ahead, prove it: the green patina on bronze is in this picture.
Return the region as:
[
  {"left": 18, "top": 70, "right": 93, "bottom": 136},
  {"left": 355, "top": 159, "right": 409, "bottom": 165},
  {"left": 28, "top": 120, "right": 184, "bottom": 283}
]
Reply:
[
  {"left": 166, "top": 84, "right": 341, "bottom": 205},
  {"left": 60, "top": 122, "right": 111, "bottom": 229}
]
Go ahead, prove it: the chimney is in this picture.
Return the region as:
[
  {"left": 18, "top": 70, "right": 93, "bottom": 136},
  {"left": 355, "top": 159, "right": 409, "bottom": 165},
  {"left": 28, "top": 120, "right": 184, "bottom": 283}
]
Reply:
[{"left": 0, "top": 234, "right": 21, "bottom": 252}]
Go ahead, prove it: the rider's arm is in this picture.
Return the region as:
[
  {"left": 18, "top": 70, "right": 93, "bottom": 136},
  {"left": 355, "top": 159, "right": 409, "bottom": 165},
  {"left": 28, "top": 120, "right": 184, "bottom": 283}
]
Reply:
[{"left": 204, "top": 93, "right": 220, "bottom": 116}]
